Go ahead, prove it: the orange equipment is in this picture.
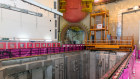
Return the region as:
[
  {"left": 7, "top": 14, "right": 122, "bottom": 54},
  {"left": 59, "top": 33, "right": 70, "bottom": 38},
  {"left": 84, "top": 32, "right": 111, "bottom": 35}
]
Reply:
[{"left": 85, "top": 9, "right": 134, "bottom": 51}]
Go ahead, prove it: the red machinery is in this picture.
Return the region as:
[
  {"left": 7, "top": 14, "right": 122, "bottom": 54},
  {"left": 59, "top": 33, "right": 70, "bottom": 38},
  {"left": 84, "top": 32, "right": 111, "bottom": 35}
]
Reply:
[{"left": 63, "top": 0, "right": 87, "bottom": 23}]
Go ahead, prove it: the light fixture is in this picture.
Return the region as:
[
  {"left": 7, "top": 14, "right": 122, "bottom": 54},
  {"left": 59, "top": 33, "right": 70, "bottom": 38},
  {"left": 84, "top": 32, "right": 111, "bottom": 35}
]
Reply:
[
  {"left": 22, "top": 0, "right": 63, "bottom": 16},
  {"left": 30, "top": 40, "right": 45, "bottom": 42},
  {"left": 94, "top": 0, "right": 99, "bottom": 2},
  {"left": 46, "top": 39, "right": 52, "bottom": 42},
  {"left": 0, "top": 3, "right": 43, "bottom": 17},
  {"left": 133, "top": 6, "right": 139, "bottom": 10},
  {"left": 19, "top": 38, "right": 29, "bottom": 41}
]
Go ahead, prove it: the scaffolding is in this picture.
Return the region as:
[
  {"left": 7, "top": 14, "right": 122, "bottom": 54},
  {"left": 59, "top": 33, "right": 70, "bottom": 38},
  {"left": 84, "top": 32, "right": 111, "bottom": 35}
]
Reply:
[
  {"left": 89, "top": 9, "right": 109, "bottom": 42},
  {"left": 85, "top": 9, "right": 134, "bottom": 51}
]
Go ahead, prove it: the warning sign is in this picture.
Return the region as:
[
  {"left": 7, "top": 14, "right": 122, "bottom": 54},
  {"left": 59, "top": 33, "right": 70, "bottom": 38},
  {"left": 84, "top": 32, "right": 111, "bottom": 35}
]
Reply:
[{"left": 97, "top": 24, "right": 102, "bottom": 29}]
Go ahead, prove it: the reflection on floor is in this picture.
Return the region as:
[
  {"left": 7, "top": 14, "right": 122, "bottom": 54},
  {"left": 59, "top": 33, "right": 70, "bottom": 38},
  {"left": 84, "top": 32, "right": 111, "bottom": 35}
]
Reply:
[{"left": 134, "top": 59, "right": 140, "bottom": 79}]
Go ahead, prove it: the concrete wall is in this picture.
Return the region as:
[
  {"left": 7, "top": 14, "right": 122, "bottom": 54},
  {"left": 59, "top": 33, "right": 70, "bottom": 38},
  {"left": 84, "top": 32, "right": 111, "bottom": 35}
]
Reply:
[
  {"left": 122, "top": 11, "right": 140, "bottom": 50},
  {"left": 0, "top": 0, "right": 59, "bottom": 41},
  {"left": 94, "top": 0, "right": 140, "bottom": 36}
]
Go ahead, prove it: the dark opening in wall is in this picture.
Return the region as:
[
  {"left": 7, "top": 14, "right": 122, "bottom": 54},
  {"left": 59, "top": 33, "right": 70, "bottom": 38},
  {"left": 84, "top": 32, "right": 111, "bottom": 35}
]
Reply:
[
  {"left": 54, "top": 1, "right": 56, "bottom": 9},
  {"left": 54, "top": 14, "right": 56, "bottom": 18},
  {"left": 55, "top": 20, "right": 57, "bottom": 27},
  {"left": 55, "top": 29, "right": 57, "bottom": 39}
]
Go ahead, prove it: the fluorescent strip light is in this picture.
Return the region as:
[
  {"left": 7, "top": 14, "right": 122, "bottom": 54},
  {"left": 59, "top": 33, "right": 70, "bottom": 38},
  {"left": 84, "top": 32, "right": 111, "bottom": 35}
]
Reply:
[
  {"left": 0, "top": 3, "right": 43, "bottom": 17},
  {"left": 46, "top": 40, "right": 52, "bottom": 42},
  {"left": 19, "top": 39, "right": 29, "bottom": 41},
  {"left": 22, "top": 0, "right": 63, "bottom": 16},
  {"left": 30, "top": 40, "right": 45, "bottom": 41}
]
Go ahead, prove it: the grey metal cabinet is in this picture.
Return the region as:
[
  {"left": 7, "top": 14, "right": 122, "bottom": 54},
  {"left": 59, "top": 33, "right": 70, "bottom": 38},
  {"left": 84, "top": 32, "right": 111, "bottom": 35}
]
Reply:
[
  {"left": 52, "top": 58, "right": 64, "bottom": 79},
  {"left": 80, "top": 51, "right": 90, "bottom": 79}
]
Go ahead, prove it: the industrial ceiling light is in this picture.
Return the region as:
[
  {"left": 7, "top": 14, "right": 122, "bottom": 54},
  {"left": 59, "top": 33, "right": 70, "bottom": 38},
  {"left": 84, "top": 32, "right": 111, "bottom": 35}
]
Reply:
[
  {"left": 22, "top": 0, "right": 63, "bottom": 16},
  {"left": 19, "top": 38, "right": 29, "bottom": 41},
  {"left": 46, "top": 39, "right": 52, "bottom": 42},
  {"left": 30, "top": 40, "right": 45, "bottom": 42},
  {"left": 94, "top": 0, "right": 99, "bottom": 2},
  {"left": 0, "top": 3, "right": 43, "bottom": 17},
  {"left": 133, "top": 6, "right": 139, "bottom": 10}
]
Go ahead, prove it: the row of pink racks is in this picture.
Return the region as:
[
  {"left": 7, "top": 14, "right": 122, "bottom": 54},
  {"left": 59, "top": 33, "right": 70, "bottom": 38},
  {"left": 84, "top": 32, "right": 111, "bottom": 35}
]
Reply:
[
  {"left": 0, "top": 42, "right": 85, "bottom": 59},
  {"left": 0, "top": 42, "right": 60, "bottom": 49},
  {"left": 62, "top": 44, "right": 85, "bottom": 51}
]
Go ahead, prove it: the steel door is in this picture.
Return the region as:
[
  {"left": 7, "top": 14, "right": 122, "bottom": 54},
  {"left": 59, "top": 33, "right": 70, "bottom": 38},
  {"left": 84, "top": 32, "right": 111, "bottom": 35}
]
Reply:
[
  {"left": 65, "top": 54, "right": 81, "bottom": 79},
  {"left": 80, "top": 51, "right": 90, "bottom": 79},
  {"left": 44, "top": 60, "right": 53, "bottom": 79},
  {"left": 52, "top": 58, "right": 64, "bottom": 79}
]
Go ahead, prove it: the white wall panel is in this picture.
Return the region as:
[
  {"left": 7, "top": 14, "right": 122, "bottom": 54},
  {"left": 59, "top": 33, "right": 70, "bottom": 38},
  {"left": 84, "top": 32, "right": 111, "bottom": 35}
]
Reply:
[
  {"left": 21, "top": 13, "right": 36, "bottom": 38},
  {"left": 1, "top": 0, "right": 15, "bottom": 6},
  {"left": 123, "top": 11, "right": 140, "bottom": 49},
  {"left": 0, "top": 9, "right": 20, "bottom": 38},
  {"left": 0, "top": 0, "right": 59, "bottom": 40}
]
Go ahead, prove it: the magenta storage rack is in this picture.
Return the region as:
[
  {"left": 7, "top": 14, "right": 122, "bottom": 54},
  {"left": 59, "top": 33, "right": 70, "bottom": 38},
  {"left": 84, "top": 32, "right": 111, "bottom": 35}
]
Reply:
[
  {"left": 47, "top": 43, "right": 51, "bottom": 47},
  {"left": 0, "top": 42, "right": 6, "bottom": 49},
  {"left": 18, "top": 42, "right": 26, "bottom": 49},
  {"left": 8, "top": 42, "right": 17, "bottom": 49},
  {"left": 0, "top": 42, "right": 85, "bottom": 59},
  {"left": 27, "top": 42, "right": 33, "bottom": 48},
  {"left": 41, "top": 43, "right": 46, "bottom": 48},
  {"left": 35, "top": 43, "right": 40, "bottom": 48}
]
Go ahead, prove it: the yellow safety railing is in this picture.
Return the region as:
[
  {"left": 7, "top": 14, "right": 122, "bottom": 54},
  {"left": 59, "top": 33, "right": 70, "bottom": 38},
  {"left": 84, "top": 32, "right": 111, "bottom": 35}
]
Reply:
[{"left": 85, "top": 36, "right": 134, "bottom": 46}]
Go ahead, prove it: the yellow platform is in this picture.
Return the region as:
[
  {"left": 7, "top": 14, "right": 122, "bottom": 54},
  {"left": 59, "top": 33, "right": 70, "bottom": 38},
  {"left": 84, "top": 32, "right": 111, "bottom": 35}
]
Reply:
[{"left": 85, "top": 36, "right": 134, "bottom": 51}]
